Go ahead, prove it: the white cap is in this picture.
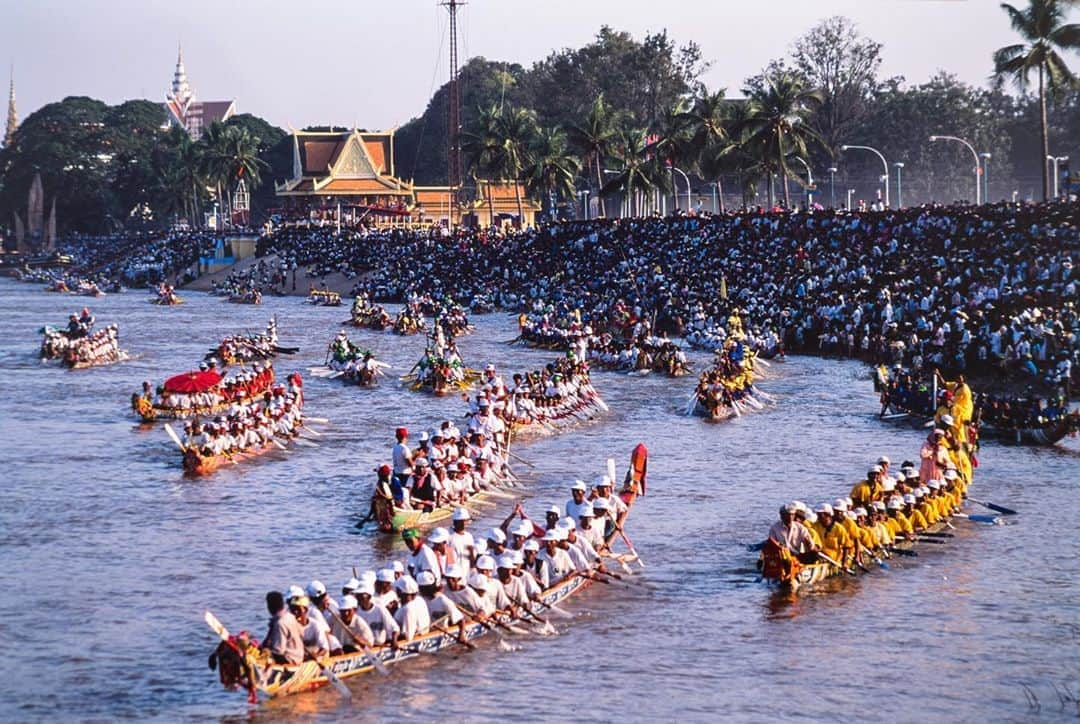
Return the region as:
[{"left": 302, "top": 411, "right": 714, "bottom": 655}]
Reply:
[
  {"left": 596, "top": 475, "right": 613, "bottom": 488},
  {"left": 903, "top": 494, "right": 916, "bottom": 505},
  {"left": 467, "top": 572, "right": 488, "bottom": 591},
  {"left": 579, "top": 504, "right": 595, "bottom": 518},
  {"left": 846, "top": 497, "right": 854, "bottom": 509},
  {"left": 392, "top": 561, "right": 405, "bottom": 573},
  {"left": 570, "top": 480, "right": 587, "bottom": 492},
  {"left": 871, "top": 464, "right": 883, "bottom": 473},
  {"left": 474, "top": 540, "right": 488, "bottom": 555},
  {"left": 286, "top": 584, "right": 305, "bottom": 601},
  {"left": 547, "top": 504, "right": 562, "bottom": 515},
  {"left": 511, "top": 521, "right": 533, "bottom": 537},
  {"left": 476, "top": 555, "right": 496, "bottom": 571},
  {"left": 343, "top": 577, "right": 361, "bottom": 592},
  {"left": 452, "top": 507, "right": 471, "bottom": 521},
  {"left": 340, "top": 595, "right": 358, "bottom": 610},
  {"left": 816, "top": 503, "right": 834, "bottom": 515},
  {"left": 833, "top": 498, "right": 848, "bottom": 512},
  {"left": 887, "top": 497, "right": 903, "bottom": 510},
  {"left": 376, "top": 568, "right": 395, "bottom": 583},
  {"left": 307, "top": 580, "right": 327, "bottom": 597},
  {"left": 906, "top": 469, "right": 920, "bottom": 480},
  {"left": 416, "top": 570, "right": 437, "bottom": 586},
  {"left": 558, "top": 517, "right": 576, "bottom": 531},
  {"left": 444, "top": 563, "right": 465, "bottom": 579},
  {"left": 845, "top": 510, "right": 857, "bottom": 521},
  {"left": 360, "top": 570, "right": 377, "bottom": 586},
  {"left": 523, "top": 539, "right": 540, "bottom": 552},
  {"left": 429, "top": 527, "right": 450, "bottom": 544},
  {"left": 395, "top": 576, "right": 419, "bottom": 594},
  {"left": 941, "top": 414, "right": 954, "bottom": 425},
  {"left": 496, "top": 554, "right": 516, "bottom": 569},
  {"left": 542, "top": 530, "right": 559, "bottom": 542},
  {"left": 877, "top": 455, "right": 891, "bottom": 465},
  {"left": 592, "top": 498, "right": 609, "bottom": 511},
  {"left": 486, "top": 528, "right": 506, "bottom": 544},
  {"left": 805, "top": 511, "right": 818, "bottom": 524},
  {"left": 871, "top": 501, "right": 886, "bottom": 512},
  {"left": 853, "top": 507, "right": 868, "bottom": 517},
  {"left": 928, "top": 480, "right": 941, "bottom": 490},
  {"left": 944, "top": 469, "right": 959, "bottom": 480},
  {"left": 356, "top": 582, "right": 375, "bottom": 597},
  {"left": 882, "top": 478, "right": 896, "bottom": 492}
]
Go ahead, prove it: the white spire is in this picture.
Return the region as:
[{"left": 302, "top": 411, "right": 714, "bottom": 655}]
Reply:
[
  {"left": 4, "top": 65, "right": 16, "bottom": 148},
  {"left": 171, "top": 43, "right": 192, "bottom": 104}
]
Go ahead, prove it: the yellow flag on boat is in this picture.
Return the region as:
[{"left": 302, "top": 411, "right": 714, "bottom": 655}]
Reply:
[{"left": 720, "top": 275, "right": 728, "bottom": 300}]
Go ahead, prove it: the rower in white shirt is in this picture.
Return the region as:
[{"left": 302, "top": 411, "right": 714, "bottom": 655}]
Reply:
[
  {"left": 393, "top": 576, "right": 430, "bottom": 641},
  {"left": 403, "top": 528, "right": 441, "bottom": 583},
  {"left": 372, "top": 569, "right": 399, "bottom": 611},
  {"left": 449, "top": 509, "right": 475, "bottom": 573},
  {"left": 521, "top": 539, "right": 550, "bottom": 589},
  {"left": 537, "top": 529, "right": 575, "bottom": 583},
  {"left": 354, "top": 582, "right": 399, "bottom": 645},
  {"left": 329, "top": 595, "right": 375, "bottom": 652},
  {"left": 576, "top": 503, "right": 605, "bottom": 551},
  {"left": 565, "top": 479, "right": 591, "bottom": 519}
]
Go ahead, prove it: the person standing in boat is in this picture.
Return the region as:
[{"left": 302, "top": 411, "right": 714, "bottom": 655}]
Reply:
[
  {"left": 260, "top": 591, "right": 305, "bottom": 665},
  {"left": 403, "top": 528, "right": 441, "bottom": 583},
  {"left": 391, "top": 427, "right": 414, "bottom": 505},
  {"left": 768, "top": 504, "right": 820, "bottom": 564}
]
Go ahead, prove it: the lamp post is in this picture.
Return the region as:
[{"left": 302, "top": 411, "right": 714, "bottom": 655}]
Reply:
[
  {"left": 1048, "top": 155, "right": 1069, "bottom": 199},
  {"left": 929, "top": 135, "right": 981, "bottom": 205},
  {"left": 980, "top": 153, "right": 992, "bottom": 203},
  {"left": 792, "top": 157, "right": 814, "bottom": 208},
  {"left": 579, "top": 189, "right": 590, "bottom": 220},
  {"left": 670, "top": 165, "right": 691, "bottom": 211},
  {"left": 827, "top": 166, "right": 838, "bottom": 208},
  {"left": 846, "top": 188, "right": 855, "bottom": 209},
  {"left": 841, "top": 145, "right": 889, "bottom": 207},
  {"left": 893, "top": 162, "right": 905, "bottom": 208}
]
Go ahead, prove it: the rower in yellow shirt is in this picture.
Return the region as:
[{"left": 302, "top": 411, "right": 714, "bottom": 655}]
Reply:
[
  {"left": 902, "top": 494, "right": 930, "bottom": 531},
  {"left": 885, "top": 498, "right": 915, "bottom": 541},
  {"left": 793, "top": 506, "right": 822, "bottom": 548},
  {"left": 852, "top": 507, "right": 881, "bottom": 556},
  {"left": 850, "top": 467, "right": 884, "bottom": 509},
  {"left": 916, "top": 488, "right": 940, "bottom": 525},
  {"left": 811, "top": 504, "right": 854, "bottom": 567}
]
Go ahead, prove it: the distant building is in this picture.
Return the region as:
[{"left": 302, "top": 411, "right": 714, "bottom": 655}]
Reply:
[{"left": 164, "top": 46, "right": 235, "bottom": 140}]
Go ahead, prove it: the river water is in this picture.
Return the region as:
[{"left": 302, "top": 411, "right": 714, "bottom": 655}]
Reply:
[{"left": 1, "top": 277, "right": 1078, "bottom": 722}]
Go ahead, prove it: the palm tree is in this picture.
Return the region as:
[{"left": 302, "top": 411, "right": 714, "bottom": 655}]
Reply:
[
  {"left": 739, "top": 71, "right": 825, "bottom": 208},
  {"left": 682, "top": 89, "right": 732, "bottom": 211},
  {"left": 197, "top": 122, "right": 232, "bottom": 221},
  {"left": 495, "top": 106, "right": 539, "bottom": 224},
  {"left": 567, "top": 94, "right": 617, "bottom": 217},
  {"left": 602, "top": 129, "right": 661, "bottom": 217},
  {"left": 462, "top": 105, "right": 504, "bottom": 226},
  {"left": 993, "top": 0, "right": 1080, "bottom": 200},
  {"left": 523, "top": 126, "right": 582, "bottom": 220}
]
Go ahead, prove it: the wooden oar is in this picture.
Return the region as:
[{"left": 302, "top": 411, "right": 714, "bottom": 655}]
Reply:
[
  {"left": 612, "top": 524, "right": 645, "bottom": 568},
  {"left": 306, "top": 417, "right": 331, "bottom": 424},
  {"left": 271, "top": 439, "right": 289, "bottom": 451},
  {"left": 327, "top": 611, "right": 389, "bottom": 676},
  {"left": 954, "top": 512, "right": 1000, "bottom": 524},
  {"left": 164, "top": 423, "right": 186, "bottom": 452},
  {"left": 817, "top": 552, "right": 856, "bottom": 576},
  {"left": 430, "top": 622, "right": 476, "bottom": 650},
  {"left": 914, "top": 536, "right": 947, "bottom": 544},
  {"left": 919, "top": 530, "right": 954, "bottom": 538},
  {"left": 294, "top": 438, "right": 319, "bottom": 448},
  {"left": 506, "top": 450, "right": 536, "bottom": 469},
  {"left": 967, "top": 497, "right": 1018, "bottom": 516},
  {"left": 316, "top": 657, "right": 353, "bottom": 699},
  {"left": 302, "top": 425, "right": 322, "bottom": 437}
]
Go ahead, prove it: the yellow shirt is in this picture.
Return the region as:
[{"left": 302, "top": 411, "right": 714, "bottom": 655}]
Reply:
[
  {"left": 850, "top": 480, "right": 880, "bottom": 507},
  {"left": 888, "top": 512, "right": 914, "bottom": 536},
  {"left": 874, "top": 521, "right": 894, "bottom": 546},
  {"left": 813, "top": 521, "right": 852, "bottom": 563},
  {"left": 918, "top": 502, "right": 939, "bottom": 525},
  {"left": 907, "top": 508, "right": 929, "bottom": 531}
]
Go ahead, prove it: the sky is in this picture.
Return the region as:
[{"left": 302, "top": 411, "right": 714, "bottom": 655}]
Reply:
[{"left": 0, "top": 0, "right": 1066, "bottom": 131}]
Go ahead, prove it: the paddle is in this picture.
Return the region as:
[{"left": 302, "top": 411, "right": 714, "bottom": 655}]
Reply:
[
  {"left": 164, "top": 423, "right": 186, "bottom": 452},
  {"left": 890, "top": 547, "right": 918, "bottom": 558},
  {"left": 919, "top": 531, "right": 954, "bottom": 538},
  {"left": 204, "top": 611, "right": 261, "bottom": 703},
  {"left": 967, "top": 497, "right": 1018, "bottom": 516},
  {"left": 817, "top": 551, "right": 856, "bottom": 576},
  {"left": 327, "top": 611, "right": 389, "bottom": 676},
  {"left": 954, "top": 513, "right": 1001, "bottom": 524},
  {"left": 612, "top": 524, "right": 645, "bottom": 569},
  {"left": 430, "top": 622, "right": 476, "bottom": 651},
  {"left": 316, "top": 657, "right": 353, "bottom": 699},
  {"left": 506, "top": 450, "right": 536, "bottom": 469},
  {"left": 914, "top": 536, "right": 947, "bottom": 544},
  {"left": 306, "top": 417, "right": 331, "bottom": 424}
]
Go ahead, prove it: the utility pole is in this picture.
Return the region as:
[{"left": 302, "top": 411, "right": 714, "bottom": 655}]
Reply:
[{"left": 442, "top": 0, "right": 465, "bottom": 227}]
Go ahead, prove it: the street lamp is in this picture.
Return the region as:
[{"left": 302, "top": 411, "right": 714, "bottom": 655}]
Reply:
[
  {"left": 669, "top": 165, "right": 691, "bottom": 211},
  {"left": 846, "top": 188, "right": 855, "bottom": 209},
  {"left": 980, "top": 153, "right": 992, "bottom": 203},
  {"left": 792, "top": 157, "right": 814, "bottom": 208},
  {"left": 841, "top": 145, "right": 889, "bottom": 207},
  {"left": 827, "top": 167, "right": 838, "bottom": 208},
  {"left": 579, "top": 189, "right": 590, "bottom": 221},
  {"left": 893, "top": 162, "right": 905, "bottom": 208},
  {"left": 929, "top": 135, "right": 982, "bottom": 205},
  {"left": 1048, "top": 155, "right": 1069, "bottom": 198}
]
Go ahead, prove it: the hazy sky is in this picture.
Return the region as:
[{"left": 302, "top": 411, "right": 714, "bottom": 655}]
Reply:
[{"left": 1, "top": 0, "right": 1066, "bottom": 131}]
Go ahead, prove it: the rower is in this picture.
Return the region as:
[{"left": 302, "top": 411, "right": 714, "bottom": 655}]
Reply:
[
  {"left": 443, "top": 564, "right": 488, "bottom": 619},
  {"left": 576, "top": 504, "right": 605, "bottom": 551},
  {"left": 417, "top": 571, "right": 468, "bottom": 643},
  {"left": 903, "top": 494, "right": 930, "bottom": 531},
  {"left": 354, "top": 581, "right": 399, "bottom": 645},
  {"left": 811, "top": 504, "right": 854, "bottom": 567},
  {"left": 330, "top": 595, "right": 375, "bottom": 652},
  {"left": 566, "top": 480, "right": 590, "bottom": 519},
  {"left": 306, "top": 580, "right": 338, "bottom": 625},
  {"left": 393, "top": 576, "right": 430, "bottom": 641},
  {"left": 522, "top": 539, "right": 549, "bottom": 588},
  {"left": 474, "top": 555, "right": 514, "bottom": 612},
  {"left": 260, "top": 590, "right": 305, "bottom": 665},
  {"left": 537, "top": 529, "right": 576, "bottom": 583},
  {"left": 544, "top": 505, "right": 562, "bottom": 531},
  {"left": 428, "top": 527, "right": 455, "bottom": 577},
  {"left": 767, "top": 504, "right": 819, "bottom": 564},
  {"left": 484, "top": 527, "right": 507, "bottom": 557},
  {"left": 593, "top": 475, "right": 628, "bottom": 525},
  {"left": 449, "top": 508, "right": 475, "bottom": 571},
  {"left": 559, "top": 517, "right": 604, "bottom": 571},
  {"left": 850, "top": 466, "right": 883, "bottom": 508},
  {"left": 403, "top": 528, "right": 440, "bottom": 583},
  {"left": 885, "top": 497, "right": 915, "bottom": 541},
  {"left": 373, "top": 569, "right": 398, "bottom": 610},
  {"left": 288, "top": 595, "right": 337, "bottom": 659},
  {"left": 496, "top": 554, "right": 534, "bottom": 610}
]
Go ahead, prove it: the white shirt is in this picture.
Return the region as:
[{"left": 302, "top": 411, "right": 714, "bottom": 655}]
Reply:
[
  {"left": 408, "top": 544, "right": 442, "bottom": 583},
  {"left": 355, "top": 603, "right": 399, "bottom": 645},
  {"left": 394, "top": 597, "right": 431, "bottom": 641},
  {"left": 330, "top": 611, "right": 374, "bottom": 648},
  {"left": 423, "top": 592, "right": 464, "bottom": 625},
  {"left": 565, "top": 498, "right": 591, "bottom": 520}
]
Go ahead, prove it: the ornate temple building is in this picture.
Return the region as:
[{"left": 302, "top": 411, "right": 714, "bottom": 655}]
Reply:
[
  {"left": 273, "top": 128, "right": 414, "bottom": 223},
  {"left": 4, "top": 67, "right": 16, "bottom": 148},
  {"left": 164, "top": 47, "right": 235, "bottom": 140}
]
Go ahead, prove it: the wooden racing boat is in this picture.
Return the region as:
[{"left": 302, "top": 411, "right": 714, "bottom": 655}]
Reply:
[
  {"left": 208, "top": 444, "right": 647, "bottom": 700},
  {"left": 183, "top": 442, "right": 277, "bottom": 476}
]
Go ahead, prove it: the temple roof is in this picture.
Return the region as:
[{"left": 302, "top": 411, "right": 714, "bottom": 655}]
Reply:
[{"left": 277, "top": 128, "right": 408, "bottom": 197}]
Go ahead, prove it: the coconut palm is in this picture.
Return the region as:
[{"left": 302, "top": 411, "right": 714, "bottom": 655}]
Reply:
[
  {"left": 993, "top": 0, "right": 1080, "bottom": 200},
  {"left": 567, "top": 94, "right": 618, "bottom": 217},
  {"left": 495, "top": 106, "right": 539, "bottom": 223},
  {"left": 462, "top": 105, "right": 504, "bottom": 226},
  {"left": 682, "top": 89, "right": 733, "bottom": 211},
  {"left": 602, "top": 129, "right": 662, "bottom": 217},
  {"left": 738, "top": 71, "right": 825, "bottom": 208},
  {"left": 198, "top": 123, "right": 267, "bottom": 225},
  {"left": 523, "top": 127, "right": 582, "bottom": 220}
]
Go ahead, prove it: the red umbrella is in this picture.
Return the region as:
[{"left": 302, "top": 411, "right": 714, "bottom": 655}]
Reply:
[{"left": 164, "top": 370, "right": 223, "bottom": 394}]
